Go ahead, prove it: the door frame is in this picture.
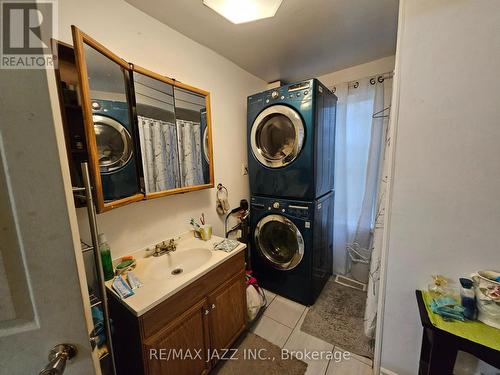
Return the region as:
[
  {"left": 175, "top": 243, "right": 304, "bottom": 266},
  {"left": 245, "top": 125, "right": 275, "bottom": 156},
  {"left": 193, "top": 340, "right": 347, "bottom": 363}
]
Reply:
[
  {"left": 47, "top": 50, "right": 103, "bottom": 374},
  {"left": 372, "top": 1, "right": 405, "bottom": 374}
]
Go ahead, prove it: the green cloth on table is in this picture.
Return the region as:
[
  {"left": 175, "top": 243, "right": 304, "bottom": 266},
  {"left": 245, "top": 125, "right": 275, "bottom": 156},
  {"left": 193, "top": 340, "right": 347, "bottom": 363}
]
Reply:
[{"left": 422, "top": 290, "right": 500, "bottom": 351}]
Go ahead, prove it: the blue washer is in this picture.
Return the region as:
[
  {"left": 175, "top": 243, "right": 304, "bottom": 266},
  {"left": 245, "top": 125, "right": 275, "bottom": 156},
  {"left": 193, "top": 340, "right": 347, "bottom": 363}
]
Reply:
[
  {"left": 250, "top": 192, "right": 334, "bottom": 306},
  {"left": 247, "top": 79, "right": 337, "bottom": 200}
]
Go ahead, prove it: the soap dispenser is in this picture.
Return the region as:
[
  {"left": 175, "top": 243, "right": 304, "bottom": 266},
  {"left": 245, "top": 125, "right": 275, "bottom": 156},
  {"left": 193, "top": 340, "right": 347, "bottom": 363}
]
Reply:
[{"left": 98, "top": 233, "right": 115, "bottom": 281}]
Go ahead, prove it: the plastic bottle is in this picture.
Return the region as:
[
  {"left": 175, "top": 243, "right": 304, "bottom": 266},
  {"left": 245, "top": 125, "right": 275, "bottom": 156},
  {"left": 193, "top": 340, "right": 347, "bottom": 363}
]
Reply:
[
  {"left": 98, "top": 233, "right": 115, "bottom": 281},
  {"left": 459, "top": 278, "right": 476, "bottom": 320}
]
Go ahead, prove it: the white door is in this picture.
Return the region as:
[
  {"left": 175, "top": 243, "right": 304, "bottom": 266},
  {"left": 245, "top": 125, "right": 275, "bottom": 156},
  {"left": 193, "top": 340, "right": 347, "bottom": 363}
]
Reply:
[{"left": 0, "top": 62, "right": 98, "bottom": 372}]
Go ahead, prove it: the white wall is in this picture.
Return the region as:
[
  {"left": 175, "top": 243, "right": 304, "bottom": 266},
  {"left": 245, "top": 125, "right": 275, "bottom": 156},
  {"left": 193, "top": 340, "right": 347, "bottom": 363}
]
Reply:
[
  {"left": 381, "top": 1, "right": 500, "bottom": 374},
  {"left": 318, "top": 55, "right": 395, "bottom": 87},
  {"left": 56, "top": 0, "right": 266, "bottom": 257}
]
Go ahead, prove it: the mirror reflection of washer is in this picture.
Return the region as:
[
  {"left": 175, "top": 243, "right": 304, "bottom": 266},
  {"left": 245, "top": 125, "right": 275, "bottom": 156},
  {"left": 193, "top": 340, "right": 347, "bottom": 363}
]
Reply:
[
  {"left": 247, "top": 79, "right": 337, "bottom": 200},
  {"left": 200, "top": 108, "right": 210, "bottom": 182},
  {"left": 93, "top": 115, "right": 133, "bottom": 173},
  {"left": 250, "top": 192, "right": 334, "bottom": 306},
  {"left": 91, "top": 99, "right": 140, "bottom": 201}
]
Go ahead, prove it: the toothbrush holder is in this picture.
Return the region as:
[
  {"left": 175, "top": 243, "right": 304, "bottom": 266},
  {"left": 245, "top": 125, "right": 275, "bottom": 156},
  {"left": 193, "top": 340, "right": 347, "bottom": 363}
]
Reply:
[{"left": 198, "top": 225, "right": 212, "bottom": 241}]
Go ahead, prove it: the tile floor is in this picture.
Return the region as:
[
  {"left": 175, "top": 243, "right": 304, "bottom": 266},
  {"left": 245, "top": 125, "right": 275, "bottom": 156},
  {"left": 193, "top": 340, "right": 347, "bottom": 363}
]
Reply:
[{"left": 250, "top": 289, "right": 373, "bottom": 375}]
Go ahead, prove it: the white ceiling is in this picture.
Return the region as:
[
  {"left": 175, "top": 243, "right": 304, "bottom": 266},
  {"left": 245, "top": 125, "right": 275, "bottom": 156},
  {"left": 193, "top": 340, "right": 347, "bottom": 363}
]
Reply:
[{"left": 125, "top": 0, "right": 399, "bottom": 83}]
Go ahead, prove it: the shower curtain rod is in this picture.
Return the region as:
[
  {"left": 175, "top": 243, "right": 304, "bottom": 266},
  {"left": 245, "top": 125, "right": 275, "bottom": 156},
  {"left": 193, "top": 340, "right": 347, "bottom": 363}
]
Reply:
[
  {"left": 330, "top": 71, "right": 394, "bottom": 92},
  {"left": 347, "top": 71, "right": 394, "bottom": 88}
]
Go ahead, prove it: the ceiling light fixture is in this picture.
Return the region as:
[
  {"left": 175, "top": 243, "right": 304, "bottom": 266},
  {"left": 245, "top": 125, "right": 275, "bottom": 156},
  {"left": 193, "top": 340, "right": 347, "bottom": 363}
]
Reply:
[{"left": 203, "top": 0, "right": 283, "bottom": 24}]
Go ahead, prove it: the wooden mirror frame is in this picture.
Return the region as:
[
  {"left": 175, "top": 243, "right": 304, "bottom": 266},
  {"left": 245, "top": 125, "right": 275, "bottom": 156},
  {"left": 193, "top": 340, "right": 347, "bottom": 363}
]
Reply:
[
  {"left": 70, "top": 26, "right": 215, "bottom": 212},
  {"left": 131, "top": 64, "right": 215, "bottom": 199},
  {"left": 71, "top": 25, "right": 144, "bottom": 213}
]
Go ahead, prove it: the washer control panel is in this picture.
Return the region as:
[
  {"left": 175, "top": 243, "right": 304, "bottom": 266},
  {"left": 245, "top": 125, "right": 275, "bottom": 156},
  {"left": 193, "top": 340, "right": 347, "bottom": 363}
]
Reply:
[{"left": 251, "top": 197, "right": 312, "bottom": 220}]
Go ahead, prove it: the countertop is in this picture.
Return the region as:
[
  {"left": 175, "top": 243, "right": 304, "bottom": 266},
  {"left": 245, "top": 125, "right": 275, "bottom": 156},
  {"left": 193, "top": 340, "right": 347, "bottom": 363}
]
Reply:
[{"left": 105, "top": 233, "right": 246, "bottom": 316}]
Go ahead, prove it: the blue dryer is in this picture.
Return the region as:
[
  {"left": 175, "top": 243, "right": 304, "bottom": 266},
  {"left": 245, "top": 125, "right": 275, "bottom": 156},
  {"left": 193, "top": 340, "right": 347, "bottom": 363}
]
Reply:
[
  {"left": 91, "top": 99, "right": 140, "bottom": 201},
  {"left": 250, "top": 192, "right": 334, "bottom": 306},
  {"left": 247, "top": 79, "right": 337, "bottom": 200}
]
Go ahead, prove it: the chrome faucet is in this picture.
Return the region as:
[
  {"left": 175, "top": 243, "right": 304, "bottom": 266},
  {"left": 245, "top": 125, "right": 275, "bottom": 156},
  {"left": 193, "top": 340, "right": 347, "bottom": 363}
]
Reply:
[{"left": 148, "top": 238, "right": 177, "bottom": 257}]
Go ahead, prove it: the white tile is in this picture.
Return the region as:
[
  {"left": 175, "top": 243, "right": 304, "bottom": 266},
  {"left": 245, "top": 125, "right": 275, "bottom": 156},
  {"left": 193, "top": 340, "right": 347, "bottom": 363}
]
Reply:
[
  {"left": 326, "top": 350, "right": 372, "bottom": 375},
  {"left": 285, "top": 309, "right": 333, "bottom": 352},
  {"left": 261, "top": 288, "right": 276, "bottom": 306},
  {"left": 304, "top": 359, "right": 330, "bottom": 375},
  {"left": 250, "top": 315, "right": 293, "bottom": 348},
  {"left": 335, "top": 346, "right": 373, "bottom": 366},
  {"left": 264, "top": 296, "right": 306, "bottom": 328},
  {"left": 284, "top": 308, "right": 333, "bottom": 375}
]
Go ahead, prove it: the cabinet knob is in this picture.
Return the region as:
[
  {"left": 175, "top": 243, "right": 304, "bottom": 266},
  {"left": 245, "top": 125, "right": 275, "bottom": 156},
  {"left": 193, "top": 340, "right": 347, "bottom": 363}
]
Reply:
[
  {"left": 204, "top": 309, "right": 210, "bottom": 315},
  {"left": 211, "top": 304, "right": 216, "bottom": 310}
]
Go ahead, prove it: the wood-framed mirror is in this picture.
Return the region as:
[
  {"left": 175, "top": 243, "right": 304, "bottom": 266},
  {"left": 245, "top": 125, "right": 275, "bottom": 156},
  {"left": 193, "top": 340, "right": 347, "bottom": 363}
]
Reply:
[
  {"left": 69, "top": 26, "right": 214, "bottom": 212},
  {"left": 130, "top": 65, "right": 214, "bottom": 199},
  {"left": 71, "top": 26, "right": 143, "bottom": 212}
]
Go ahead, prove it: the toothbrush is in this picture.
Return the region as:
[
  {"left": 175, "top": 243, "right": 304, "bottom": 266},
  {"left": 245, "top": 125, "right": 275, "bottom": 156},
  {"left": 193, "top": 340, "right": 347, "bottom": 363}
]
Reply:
[{"left": 190, "top": 218, "right": 200, "bottom": 230}]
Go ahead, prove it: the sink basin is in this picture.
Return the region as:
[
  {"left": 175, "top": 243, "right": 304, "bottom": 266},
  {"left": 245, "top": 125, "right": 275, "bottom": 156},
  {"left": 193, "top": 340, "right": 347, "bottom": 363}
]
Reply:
[{"left": 141, "top": 248, "right": 212, "bottom": 281}]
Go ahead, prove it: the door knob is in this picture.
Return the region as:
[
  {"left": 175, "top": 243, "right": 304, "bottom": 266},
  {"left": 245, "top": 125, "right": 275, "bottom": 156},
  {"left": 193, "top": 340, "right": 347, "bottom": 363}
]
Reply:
[
  {"left": 211, "top": 304, "right": 216, "bottom": 310},
  {"left": 39, "top": 344, "right": 77, "bottom": 375},
  {"left": 204, "top": 309, "right": 210, "bottom": 315}
]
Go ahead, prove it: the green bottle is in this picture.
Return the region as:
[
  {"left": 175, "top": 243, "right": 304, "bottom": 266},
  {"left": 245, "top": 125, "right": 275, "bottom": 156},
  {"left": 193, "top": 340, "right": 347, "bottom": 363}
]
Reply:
[{"left": 98, "top": 233, "right": 115, "bottom": 281}]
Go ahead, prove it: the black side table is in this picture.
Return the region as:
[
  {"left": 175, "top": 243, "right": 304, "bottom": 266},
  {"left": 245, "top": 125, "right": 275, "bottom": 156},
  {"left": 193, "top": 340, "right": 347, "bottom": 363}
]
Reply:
[{"left": 416, "top": 290, "right": 500, "bottom": 374}]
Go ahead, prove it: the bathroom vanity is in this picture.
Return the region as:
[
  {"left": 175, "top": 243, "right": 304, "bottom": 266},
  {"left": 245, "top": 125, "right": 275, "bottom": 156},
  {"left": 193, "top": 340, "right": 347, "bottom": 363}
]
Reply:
[{"left": 107, "top": 234, "right": 247, "bottom": 375}]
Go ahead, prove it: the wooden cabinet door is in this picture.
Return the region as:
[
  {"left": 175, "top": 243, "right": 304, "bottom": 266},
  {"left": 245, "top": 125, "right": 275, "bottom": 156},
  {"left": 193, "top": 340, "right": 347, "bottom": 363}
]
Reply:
[
  {"left": 143, "top": 298, "right": 211, "bottom": 375},
  {"left": 207, "top": 271, "right": 246, "bottom": 358}
]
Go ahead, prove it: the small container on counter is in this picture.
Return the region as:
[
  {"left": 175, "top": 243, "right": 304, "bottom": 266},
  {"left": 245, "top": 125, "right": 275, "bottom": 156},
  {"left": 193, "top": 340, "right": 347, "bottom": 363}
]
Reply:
[{"left": 459, "top": 277, "right": 476, "bottom": 320}]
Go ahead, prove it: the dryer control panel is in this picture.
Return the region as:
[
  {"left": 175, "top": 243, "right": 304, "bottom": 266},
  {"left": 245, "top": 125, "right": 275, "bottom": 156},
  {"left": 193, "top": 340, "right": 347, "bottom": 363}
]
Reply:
[{"left": 248, "top": 79, "right": 315, "bottom": 108}]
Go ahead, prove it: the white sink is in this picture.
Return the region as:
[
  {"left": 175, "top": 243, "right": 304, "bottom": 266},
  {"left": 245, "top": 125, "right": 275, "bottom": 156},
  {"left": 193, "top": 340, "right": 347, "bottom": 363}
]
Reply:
[
  {"left": 107, "top": 233, "right": 246, "bottom": 316},
  {"left": 141, "top": 247, "right": 212, "bottom": 281}
]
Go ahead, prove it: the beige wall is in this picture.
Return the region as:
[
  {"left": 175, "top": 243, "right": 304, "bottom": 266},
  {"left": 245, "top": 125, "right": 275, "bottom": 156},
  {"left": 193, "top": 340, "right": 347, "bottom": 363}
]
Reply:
[
  {"left": 381, "top": 0, "right": 500, "bottom": 374},
  {"left": 318, "top": 55, "right": 395, "bottom": 87},
  {"left": 56, "top": 0, "right": 266, "bottom": 257}
]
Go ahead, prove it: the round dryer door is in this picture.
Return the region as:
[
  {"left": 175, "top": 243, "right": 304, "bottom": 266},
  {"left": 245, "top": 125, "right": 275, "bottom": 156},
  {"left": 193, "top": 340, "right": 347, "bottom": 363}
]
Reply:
[
  {"left": 254, "top": 214, "right": 304, "bottom": 270},
  {"left": 250, "top": 105, "right": 305, "bottom": 168},
  {"left": 93, "top": 114, "right": 133, "bottom": 174}
]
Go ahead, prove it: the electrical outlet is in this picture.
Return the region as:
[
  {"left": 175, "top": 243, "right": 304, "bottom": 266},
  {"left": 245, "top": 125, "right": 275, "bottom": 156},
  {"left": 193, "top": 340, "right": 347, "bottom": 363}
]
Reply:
[{"left": 241, "top": 164, "right": 248, "bottom": 175}]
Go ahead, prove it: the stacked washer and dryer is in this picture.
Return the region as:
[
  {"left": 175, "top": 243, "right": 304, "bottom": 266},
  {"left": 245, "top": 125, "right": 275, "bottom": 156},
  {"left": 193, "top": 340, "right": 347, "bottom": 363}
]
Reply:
[{"left": 247, "top": 79, "right": 337, "bottom": 306}]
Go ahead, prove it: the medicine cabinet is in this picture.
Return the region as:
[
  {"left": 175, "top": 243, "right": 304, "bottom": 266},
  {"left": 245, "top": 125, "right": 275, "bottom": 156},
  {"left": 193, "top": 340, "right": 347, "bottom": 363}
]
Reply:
[{"left": 53, "top": 26, "right": 214, "bottom": 213}]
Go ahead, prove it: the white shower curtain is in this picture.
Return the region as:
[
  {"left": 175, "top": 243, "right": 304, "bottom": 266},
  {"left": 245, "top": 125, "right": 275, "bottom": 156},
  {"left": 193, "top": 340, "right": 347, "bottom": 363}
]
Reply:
[
  {"left": 333, "top": 79, "right": 378, "bottom": 274},
  {"left": 176, "top": 119, "right": 204, "bottom": 187},
  {"left": 138, "top": 116, "right": 181, "bottom": 193},
  {"left": 363, "top": 79, "right": 393, "bottom": 338},
  {"left": 330, "top": 76, "right": 392, "bottom": 337}
]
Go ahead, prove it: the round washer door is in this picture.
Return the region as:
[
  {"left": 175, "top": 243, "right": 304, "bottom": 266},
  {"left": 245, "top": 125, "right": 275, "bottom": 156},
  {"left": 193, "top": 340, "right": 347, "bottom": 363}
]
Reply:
[
  {"left": 250, "top": 105, "right": 305, "bottom": 168},
  {"left": 93, "top": 114, "right": 133, "bottom": 174},
  {"left": 202, "top": 126, "right": 210, "bottom": 163},
  {"left": 254, "top": 214, "right": 304, "bottom": 270}
]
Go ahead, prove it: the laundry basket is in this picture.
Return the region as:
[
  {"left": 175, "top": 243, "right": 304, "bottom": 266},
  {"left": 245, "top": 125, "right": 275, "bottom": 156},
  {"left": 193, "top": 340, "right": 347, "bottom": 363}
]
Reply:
[{"left": 347, "top": 243, "right": 371, "bottom": 284}]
